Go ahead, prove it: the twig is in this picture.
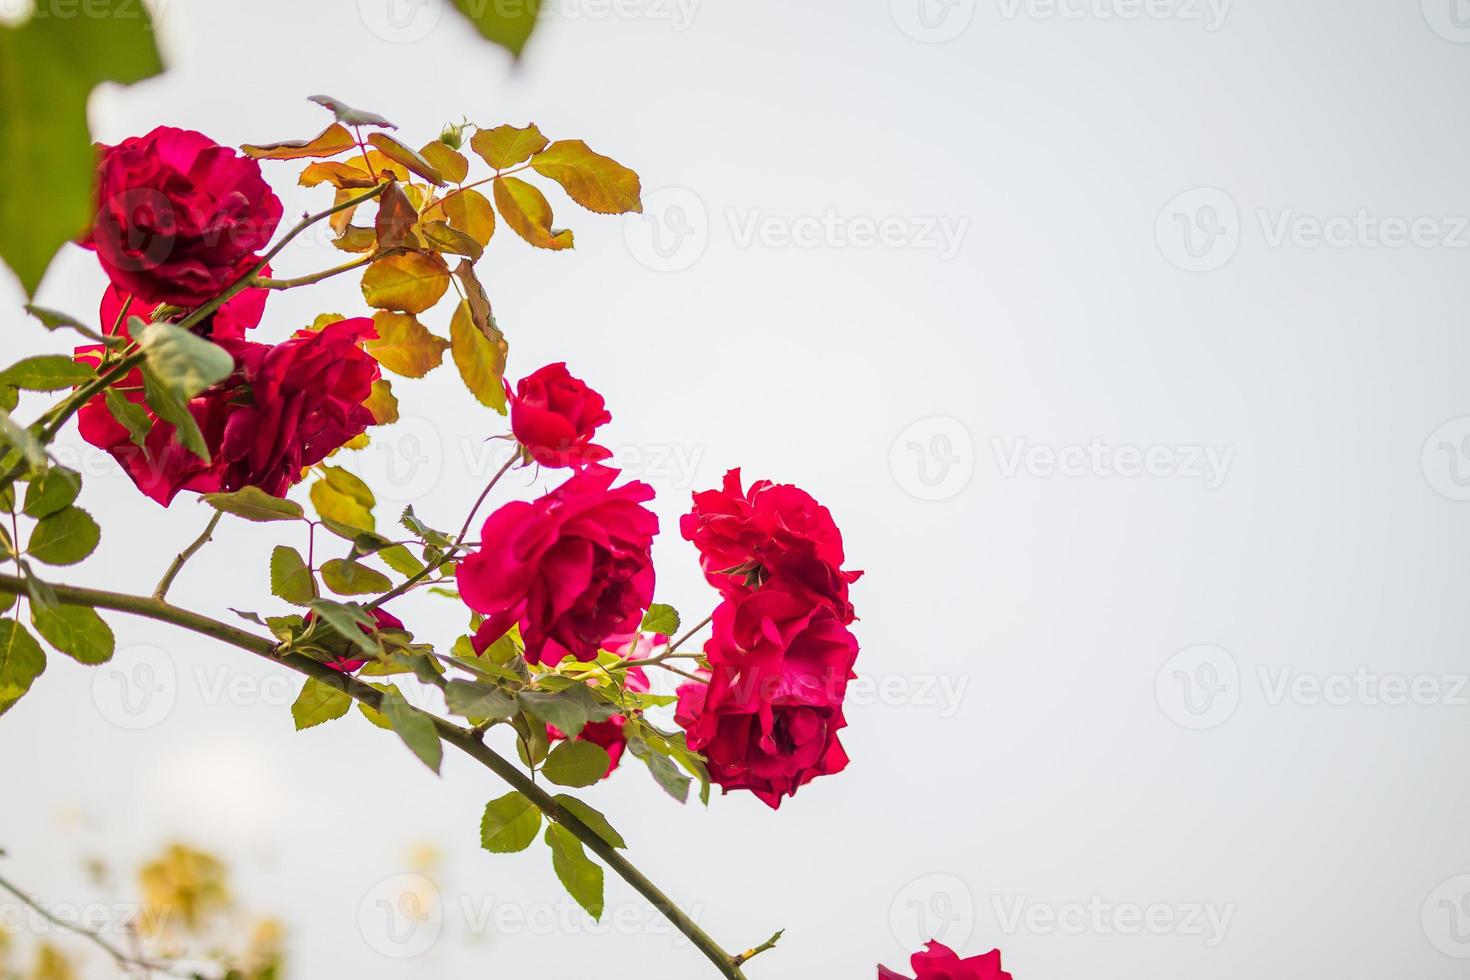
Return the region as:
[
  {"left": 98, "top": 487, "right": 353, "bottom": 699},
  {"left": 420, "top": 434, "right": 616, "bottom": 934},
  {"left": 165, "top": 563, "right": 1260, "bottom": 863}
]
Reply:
[
  {"left": 732, "top": 929, "right": 784, "bottom": 967},
  {"left": 0, "top": 571, "right": 756, "bottom": 980},
  {"left": 153, "top": 511, "right": 223, "bottom": 600}
]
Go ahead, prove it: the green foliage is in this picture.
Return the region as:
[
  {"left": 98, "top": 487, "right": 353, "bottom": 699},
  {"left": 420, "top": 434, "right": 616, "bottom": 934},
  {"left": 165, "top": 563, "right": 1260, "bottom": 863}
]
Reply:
[
  {"left": 142, "top": 369, "right": 210, "bottom": 462},
  {"left": 542, "top": 740, "right": 611, "bottom": 788},
  {"left": 517, "top": 684, "right": 618, "bottom": 739},
  {"left": 22, "top": 467, "right": 80, "bottom": 519},
  {"left": 480, "top": 791, "right": 541, "bottom": 853},
  {"left": 627, "top": 737, "right": 693, "bottom": 804},
  {"left": 270, "top": 546, "right": 317, "bottom": 605},
  {"left": 0, "top": 356, "right": 95, "bottom": 391},
  {"left": 203, "top": 487, "right": 305, "bottom": 523},
  {"left": 306, "top": 599, "right": 379, "bottom": 653},
  {"left": 380, "top": 687, "right": 442, "bottom": 774},
  {"left": 103, "top": 389, "right": 152, "bottom": 450},
  {"left": 444, "top": 679, "right": 516, "bottom": 722},
  {"left": 30, "top": 604, "right": 113, "bottom": 665},
  {"left": 640, "top": 603, "right": 681, "bottom": 637},
  {"left": 26, "top": 506, "right": 100, "bottom": 566},
  {"left": 134, "top": 319, "right": 234, "bottom": 400},
  {"left": 0, "top": 618, "right": 45, "bottom": 716},
  {"left": 553, "top": 796, "right": 626, "bottom": 849},
  {"left": 544, "top": 823, "right": 604, "bottom": 920},
  {"left": 291, "top": 678, "right": 352, "bottom": 730},
  {"left": 0, "top": 0, "right": 164, "bottom": 295},
  {"left": 450, "top": 0, "right": 542, "bottom": 58},
  {"left": 320, "top": 559, "right": 391, "bottom": 596}
]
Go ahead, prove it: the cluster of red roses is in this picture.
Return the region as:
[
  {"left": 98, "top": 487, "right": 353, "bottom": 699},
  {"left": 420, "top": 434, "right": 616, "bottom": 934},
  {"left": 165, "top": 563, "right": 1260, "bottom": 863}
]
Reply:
[{"left": 76, "top": 126, "right": 383, "bottom": 505}]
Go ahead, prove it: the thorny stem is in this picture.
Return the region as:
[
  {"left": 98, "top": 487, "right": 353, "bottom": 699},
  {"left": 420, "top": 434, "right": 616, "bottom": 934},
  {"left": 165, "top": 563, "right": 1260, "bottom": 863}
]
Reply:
[
  {"left": 733, "top": 929, "right": 785, "bottom": 967},
  {"left": 0, "top": 572, "right": 757, "bottom": 980},
  {"left": 0, "top": 869, "right": 199, "bottom": 978},
  {"left": 254, "top": 254, "right": 376, "bottom": 290},
  {"left": 366, "top": 453, "right": 518, "bottom": 611},
  {"left": 153, "top": 511, "right": 224, "bottom": 600}
]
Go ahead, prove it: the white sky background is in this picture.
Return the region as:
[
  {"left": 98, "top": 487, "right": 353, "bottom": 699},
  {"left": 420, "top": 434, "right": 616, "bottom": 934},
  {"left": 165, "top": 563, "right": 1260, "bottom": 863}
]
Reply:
[{"left": 3, "top": 0, "right": 1470, "bottom": 977}]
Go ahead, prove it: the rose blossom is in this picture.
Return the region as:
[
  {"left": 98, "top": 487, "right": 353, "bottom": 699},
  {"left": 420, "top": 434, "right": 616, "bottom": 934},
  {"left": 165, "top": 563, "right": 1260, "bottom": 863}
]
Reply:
[
  {"left": 681, "top": 468, "right": 862, "bottom": 623},
  {"left": 507, "top": 362, "right": 612, "bottom": 468},
  {"left": 76, "top": 318, "right": 380, "bottom": 505},
  {"left": 878, "top": 942, "right": 1013, "bottom": 980},
  {"left": 462, "top": 466, "right": 658, "bottom": 667},
  {"left": 88, "top": 126, "right": 283, "bottom": 307},
  {"left": 100, "top": 275, "right": 272, "bottom": 342},
  {"left": 675, "top": 588, "right": 858, "bottom": 809}
]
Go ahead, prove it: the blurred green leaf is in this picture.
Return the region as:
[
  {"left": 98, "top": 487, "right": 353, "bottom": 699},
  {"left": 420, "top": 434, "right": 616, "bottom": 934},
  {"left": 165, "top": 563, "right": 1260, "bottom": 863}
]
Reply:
[
  {"left": 0, "top": 618, "right": 45, "bottom": 716},
  {"left": 450, "top": 0, "right": 541, "bottom": 58}
]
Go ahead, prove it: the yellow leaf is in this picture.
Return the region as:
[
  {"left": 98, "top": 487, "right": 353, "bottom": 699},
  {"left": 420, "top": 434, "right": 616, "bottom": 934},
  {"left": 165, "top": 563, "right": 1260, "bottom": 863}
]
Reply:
[
  {"left": 309, "top": 313, "right": 346, "bottom": 331},
  {"left": 329, "top": 188, "right": 358, "bottom": 235},
  {"left": 471, "top": 123, "right": 548, "bottom": 170},
  {"left": 364, "top": 378, "right": 399, "bottom": 425},
  {"left": 367, "top": 312, "right": 451, "bottom": 378},
  {"left": 420, "top": 219, "right": 483, "bottom": 260},
  {"left": 450, "top": 298, "right": 508, "bottom": 413},
  {"left": 424, "top": 188, "right": 495, "bottom": 247},
  {"left": 530, "top": 139, "right": 642, "bottom": 215},
  {"left": 360, "top": 252, "right": 451, "bottom": 314},
  {"left": 243, "top": 123, "right": 357, "bottom": 160},
  {"left": 311, "top": 465, "right": 375, "bottom": 530},
  {"left": 342, "top": 432, "right": 371, "bottom": 450},
  {"left": 333, "top": 225, "right": 377, "bottom": 253},
  {"left": 493, "top": 176, "right": 573, "bottom": 250},
  {"left": 299, "top": 160, "right": 377, "bottom": 189},
  {"left": 363, "top": 149, "right": 410, "bottom": 182},
  {"left": 367, "top": 132, "right": 446, "bottom": 186},
  {"left": 420, "top": 141, "right": 469, "bottom": 184}
]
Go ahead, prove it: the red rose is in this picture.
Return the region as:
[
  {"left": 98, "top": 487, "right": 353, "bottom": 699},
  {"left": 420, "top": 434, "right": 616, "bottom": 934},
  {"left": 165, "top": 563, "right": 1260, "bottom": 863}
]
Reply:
[
  {"left": 89, "top": 127, "right": 283, "bottom": 307},
  {"left": 508, "top": 363, "right": 612, "bottom": 468},
  {"left": 462, "top": 466, "right": 658, "bottom": 668},
  {"left": 302, "top": 608, "right": 405, "bottom": 674},
  {"left": 100, "top": 274, "right": 271, "bottom": 341},
  {"left": 546, "top": 665, "right": 652, "bottom": 779},
  {"left": 879, "top": 942, "right": 1012, "bottom": 980},
  {"left": 674, "top": 588, "right": 858, "bottom": 809},
  {"left": 76, "top": 318, "right": 379, "bottom": 505},
  {"left": 681, "top": 468, "right": 862, "bottom": 623}
]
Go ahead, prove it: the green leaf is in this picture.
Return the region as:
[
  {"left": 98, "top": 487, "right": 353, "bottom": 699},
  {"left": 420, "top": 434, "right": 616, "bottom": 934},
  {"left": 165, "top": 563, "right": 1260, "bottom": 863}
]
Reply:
[
  {"left": 142, "top": 368, "right": 209, "bottom": 462},
  {"left": 450, "top": 0, "right": 541, "bottom": 58},
  {"left": 544, "top": 823, "right": 604, "bottom": 920},
  {"left": 22, "top": 467, "right": 79, "bottom": 519},
  {"left": 518, "top": 685, "right": 618, "bottom": 739},
  {"left": 306, "top": 599, "right": 379, "bottom": 652},
  {"left": 377, "top": 544, "right": 425, "bottom": 578},
  {"left": 291, "top": 678, "right": 351, "bottom": 730},
  {"left": 320, "top": 558, "right": 392, "bottom": 596},
  {"left": 480, "top": 791, "right": 542, "bottom": 853},
  {"left": 270, "top": 546, "right": 317, "bottom": 606},
  {"left": 0, "top": 0, "right": 163, "bottom": 296},
  {"left": 0, "top": 410, "right": 44, "bottom": 470},
  {"left": 400, "top": 506, "right": 452, "bottom": 547},
  {"left": 542, "top": 740, "right": 611, "bottom": 788},
  {"left": 628, "top": 738, "right": 692, "bottom": 803},
  {"left": 103, "top": 390, "right": 152, "bottom": 450},
  {"left": 640, "top": 603, "right": 680, "bottom": 637},
  {"left": 203, "top": 487, "right": 304, "bottom": 523},
  {"left": 24, "top": 305, "right": 110, "bottom": 345},
  {"left": 29, "top": 605, "right": 112, "bottom": 665},
  {"left": 0, "top": 618, "right": 45, "bottom": 715},
  {"left": 27, "top": 506, "right": 99, "bottom": 566},
  {"left": 135, "top": 319, "right": 234, "bottom": 401},
  {"left": 379, "top": 687, "right": 442, "bottom": 773},
  {"left": 444, "top": 679, "right": 516, "bottom": 722},
  {"left": 0, "top": 356, "right": 94, "bottom": 392},
  {"left": 553, "top": 795, "right": 626, "bottom": 849}
]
